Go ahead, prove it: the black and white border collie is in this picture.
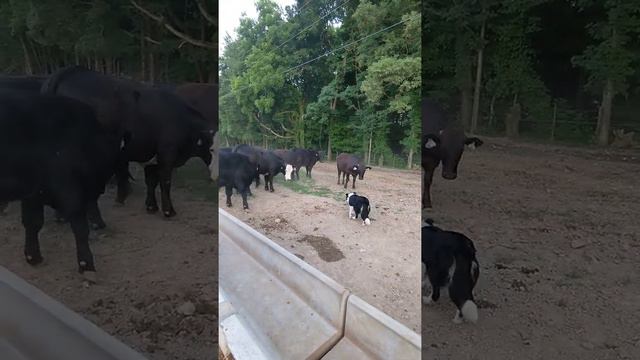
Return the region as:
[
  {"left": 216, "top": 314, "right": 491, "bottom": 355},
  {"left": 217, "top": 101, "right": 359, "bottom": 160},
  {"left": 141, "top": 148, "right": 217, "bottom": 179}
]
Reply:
[
  {"left": 422, "top": 218, "right": 480, "bottom": 323},
  {"left": 345, "top": 192, "right": 371, "bottom": 225}
]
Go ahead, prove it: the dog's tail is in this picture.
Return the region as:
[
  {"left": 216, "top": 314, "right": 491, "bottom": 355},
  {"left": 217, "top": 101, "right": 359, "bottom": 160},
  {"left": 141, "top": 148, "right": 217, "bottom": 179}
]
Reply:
[{"left": 461, "top": 300, "right": 478, "bottom": 323}]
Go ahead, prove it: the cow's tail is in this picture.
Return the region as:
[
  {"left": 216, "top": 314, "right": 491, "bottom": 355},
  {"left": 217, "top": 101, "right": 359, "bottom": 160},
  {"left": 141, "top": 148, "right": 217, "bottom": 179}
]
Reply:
[{"left": 40, "top": 65, "right": 86, "bottom": 94}]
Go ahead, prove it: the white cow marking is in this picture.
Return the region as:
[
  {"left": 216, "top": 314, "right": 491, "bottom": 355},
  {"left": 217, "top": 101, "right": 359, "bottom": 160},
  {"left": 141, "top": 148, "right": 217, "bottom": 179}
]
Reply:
[
  {"left": 284, "top": 164, "right": 294, "bottom": 181},
  {"left": 425, "top": 139, "right": 437, "bottom": 149}
]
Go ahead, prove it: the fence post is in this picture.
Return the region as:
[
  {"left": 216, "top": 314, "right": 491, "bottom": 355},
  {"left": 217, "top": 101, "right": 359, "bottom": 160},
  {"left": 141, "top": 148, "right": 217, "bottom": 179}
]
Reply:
[{"left": 550, "top": 101, "right": 557, "bottom": 141}]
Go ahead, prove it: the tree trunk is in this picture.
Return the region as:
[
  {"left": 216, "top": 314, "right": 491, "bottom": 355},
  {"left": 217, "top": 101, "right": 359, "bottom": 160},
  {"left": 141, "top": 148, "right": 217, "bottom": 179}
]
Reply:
[
  {"left": 407, "top": 148, "right": 414, "bottom": 169},
  {"left": 367, "top": 131, "right": 373, "bottom": 164},
  {"left": 297, "top": 99, "right": 305, "bottom": 148},
  {"left": 597, "top": 78, "right": 613, "bottom": 146},
  {"left": 456, "top": 33, "right": 473, "bottom": 128},
  {"left": 505, "top": 96, "right": 521, "bottom": 139},
  {"left": 20, "top": 35, "right": 33, "bottom": 75},
  {"left": 141, "top": 21, "right": 146, "bottom": 80},
  {"left": 461, "top": 87, "right": 472, "bottom": 129},
  {"left": 74, "top": 47, "right": 80, "bottom": 65},
  {"left": 488, "top": 94, "right": 496, "bottom": 128},
  {"left": 149, "top": 51, "right": 155, "bottom": 84},
  {"left": 471, "top": 18, "right": 486, "bottom": 133}
]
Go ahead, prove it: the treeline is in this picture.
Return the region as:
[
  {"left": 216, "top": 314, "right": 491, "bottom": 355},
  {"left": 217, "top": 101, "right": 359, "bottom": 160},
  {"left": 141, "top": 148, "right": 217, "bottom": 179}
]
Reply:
[
  {"left": 220, "top": 0, "right": 421, "bottom": 168},
  {"left": 423, "top": 0, "right": 640, "bottom": 146},
  {"left": 0, "top": 0, "right": 215, "bottom": 83}
]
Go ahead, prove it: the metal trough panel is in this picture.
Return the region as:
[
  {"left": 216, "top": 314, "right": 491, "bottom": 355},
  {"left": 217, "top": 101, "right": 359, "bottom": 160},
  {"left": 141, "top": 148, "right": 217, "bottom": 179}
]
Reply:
[
  {"left": 0, "top": 266, "right": 146, "bottom": 360},
  {"left": 218, "top": 209, "right": 421, "bottom": 359},
  {"left": 219, "top": 208, "right": 348, "bottom": 359},
  {"left": 322, "top": 295, "right": 422, "bottom": 359}
]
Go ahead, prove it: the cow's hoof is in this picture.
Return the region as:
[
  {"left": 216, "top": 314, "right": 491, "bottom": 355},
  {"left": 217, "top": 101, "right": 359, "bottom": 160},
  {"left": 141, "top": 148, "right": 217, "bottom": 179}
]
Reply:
[
  {"left": 25, "top": 253, "right": 43, "bottom": 266},
  {"left": 146, "top": 205, "right": 159, "bottom": 213},
  {"left": 226, "top": 203, "right": 232, "bottom": 207},
  {"left": 163, "top": 209, "right": 177, "bottom": 218},
  {"left": 270, "top": 189, "right": 274, "bottom": 193},
  {"left": 243, "top": 205, "right": 249, "bottom": 210}
]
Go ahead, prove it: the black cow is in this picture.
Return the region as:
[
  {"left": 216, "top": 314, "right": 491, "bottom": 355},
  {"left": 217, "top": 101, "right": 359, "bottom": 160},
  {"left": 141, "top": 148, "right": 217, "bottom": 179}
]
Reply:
[
  {"left": 219, "top": 152, "right": 257, "bottom": 209},
  {"left": 175, "top": 83, "right": 218, "bottom": 182},
  {"left": 42, "top": 66, "right": 140, "bottom": 226},
  {"left": 0, "top": 91, "right": 122, "bottom": 278},
  {"left": 44, "top": 66, "right": 214, "bottom": 218},
  {"left": 336, "top": 153, "right": 372, "bottom": 189},
  {"left": 259, "top": 151, "right": 286, "bottom": 192},
  {"left": 302, "top": 149, "right": 321, "bottom": 177},
  {"left": 0, "top": 76, "right": 48, "bottom": 214},
  {"left": 422, "top": 98, "right": 483, "bottom": 208},
  {"left": 0, "top": 75, "right": 47, "bottom": 93},
  {"left": 233, "top": 144, "right": 265, "bottom": 191}
]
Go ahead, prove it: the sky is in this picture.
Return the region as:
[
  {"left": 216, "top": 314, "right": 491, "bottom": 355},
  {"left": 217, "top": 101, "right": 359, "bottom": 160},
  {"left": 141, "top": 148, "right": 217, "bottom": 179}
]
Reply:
[{"left": 219, "top": 0, "right": 297, "bottom": 56}]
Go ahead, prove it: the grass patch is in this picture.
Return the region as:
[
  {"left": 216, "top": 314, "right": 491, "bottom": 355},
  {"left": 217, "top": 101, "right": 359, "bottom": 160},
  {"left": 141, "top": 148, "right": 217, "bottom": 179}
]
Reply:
[
  {"left": 173, "top": 159, "right": 217, "bottom": 205},
  {"left": 274, "top": 176, "right": 343, "bottom": 201}
]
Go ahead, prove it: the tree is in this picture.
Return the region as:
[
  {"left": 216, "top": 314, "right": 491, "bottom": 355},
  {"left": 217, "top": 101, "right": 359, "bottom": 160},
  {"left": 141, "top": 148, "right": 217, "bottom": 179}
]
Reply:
[{"left": 572, "top": 0, "right": 640, "bottom": 145}]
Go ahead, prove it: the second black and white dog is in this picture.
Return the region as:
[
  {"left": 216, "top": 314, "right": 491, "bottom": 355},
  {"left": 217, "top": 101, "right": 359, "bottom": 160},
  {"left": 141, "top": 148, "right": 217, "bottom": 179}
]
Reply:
[
  {"left": 345, "top": 192, "right": 371, "bottom": 225},
  {"left": 422, "top": 218, "right": 480, "bottom": 323}
]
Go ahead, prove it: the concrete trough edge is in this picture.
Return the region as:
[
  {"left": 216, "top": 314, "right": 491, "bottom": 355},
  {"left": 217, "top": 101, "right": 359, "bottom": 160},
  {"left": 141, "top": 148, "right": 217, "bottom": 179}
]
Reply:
[
  {"left": 0, "top": 266, "right": 147, "bottom": 360},
  {"left": 218, "top": 209, "right": 421, "bottom": 359}
]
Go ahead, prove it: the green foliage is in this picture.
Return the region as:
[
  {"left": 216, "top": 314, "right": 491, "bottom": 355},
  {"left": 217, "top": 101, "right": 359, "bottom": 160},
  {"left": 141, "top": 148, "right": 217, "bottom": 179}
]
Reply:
[
  {"left": 220, "top": 0, "right": 421, "bottom": 168},
  {"left": 0, "top": 0, "right": 215, "bottom": 83},
  {"left": 572, "top": 0, "right": 640, "bottom": 97}
]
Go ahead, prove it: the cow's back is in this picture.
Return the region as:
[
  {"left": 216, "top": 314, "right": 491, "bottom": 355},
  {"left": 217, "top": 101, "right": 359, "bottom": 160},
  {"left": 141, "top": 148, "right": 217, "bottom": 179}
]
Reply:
[
  {"left": 0, "top": 75, "right": 47, "bottom": 93},
  {"left": 336, "top": 153, "right": 359, "bottom": 171},
  {"left": 175, "top": 83, "right": 217, "bottom": 132}
]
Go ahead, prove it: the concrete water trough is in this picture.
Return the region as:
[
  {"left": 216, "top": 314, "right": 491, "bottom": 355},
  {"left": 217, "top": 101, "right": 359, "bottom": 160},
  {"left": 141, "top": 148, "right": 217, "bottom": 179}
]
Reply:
[
  {"left": 218, "top": 208, "right": 421, "bottom": 360},
  {"left": 0, "top": 266, "right": 147, "bottom": 360}
]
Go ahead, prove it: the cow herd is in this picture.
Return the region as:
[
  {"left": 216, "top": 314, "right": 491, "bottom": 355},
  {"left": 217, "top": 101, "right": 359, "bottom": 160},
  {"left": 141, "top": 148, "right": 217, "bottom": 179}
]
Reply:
[
  {"left": 421, "top": 97, "right": 484, "bottom": 324},
  {"left": 0, "top": 67, "right": 217, "bottom": 280},
  {"left": 219, "top": 144, "right": 375, "bottom": 225}
]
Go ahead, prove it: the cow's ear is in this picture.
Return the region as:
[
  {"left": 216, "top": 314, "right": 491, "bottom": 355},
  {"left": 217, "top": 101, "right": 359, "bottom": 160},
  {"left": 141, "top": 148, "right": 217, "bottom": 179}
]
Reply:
[{"left": 465, "top": 137, "right": 483, "bottom": 150}]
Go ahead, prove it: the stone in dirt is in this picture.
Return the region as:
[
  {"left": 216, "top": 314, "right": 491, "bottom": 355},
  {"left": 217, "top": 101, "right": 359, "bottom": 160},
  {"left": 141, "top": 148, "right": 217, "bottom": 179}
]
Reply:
[
  {"left": 570, "top": 238, "right": 588, "bottom": 249},
  {"left": 177, "top": 301, "right": 196, "bottom": 316}
]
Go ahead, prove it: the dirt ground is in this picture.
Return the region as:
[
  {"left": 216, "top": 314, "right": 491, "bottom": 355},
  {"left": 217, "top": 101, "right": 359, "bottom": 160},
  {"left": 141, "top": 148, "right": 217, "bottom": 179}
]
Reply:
[
  {"left": 422, "top": 137, "right": 640, "bottom": 359},
  {"left": 0, "top": 160, "right": 217, "bottom": 360},
  {"left": 219, "top": 161, "right": 422, "bottom": 332}
]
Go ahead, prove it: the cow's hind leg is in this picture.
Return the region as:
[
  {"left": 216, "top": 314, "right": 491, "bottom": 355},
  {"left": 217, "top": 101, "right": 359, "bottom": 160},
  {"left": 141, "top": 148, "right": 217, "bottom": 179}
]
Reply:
[
  {"left": 264, "top": 175, "right": 269, "bottom": 191},
  {"left": 337, "top": 170, "right": 341, "bottom": 185},
  {"left": 144, "top": 165, "right": 160, "bottom": 213},
  {"left": 69, "top": 212, "right": 96, "bottom": 275},
  {"left": 87, "top": 201, "right": 106, "bottom": 230},
  {"left": 21, "top": 198, "right": 44, "bottom": 265},
  {"left": 115, "top": 157, "right": 132, "bottom": 205},
  {"left": 158, "top": 164, "right": 177, "bottom": 217},
  {"left": 241, "top": 190, "right": 249, "bottom": 209},
  {"left": 225, "top": 185, "right": 233, "bottom": 207},
  {"left": 269, "top": 175, "right": 274, "bottom": 192},
  {"left": 343, "top": 174, "right": 348, "bottom": 188}
]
